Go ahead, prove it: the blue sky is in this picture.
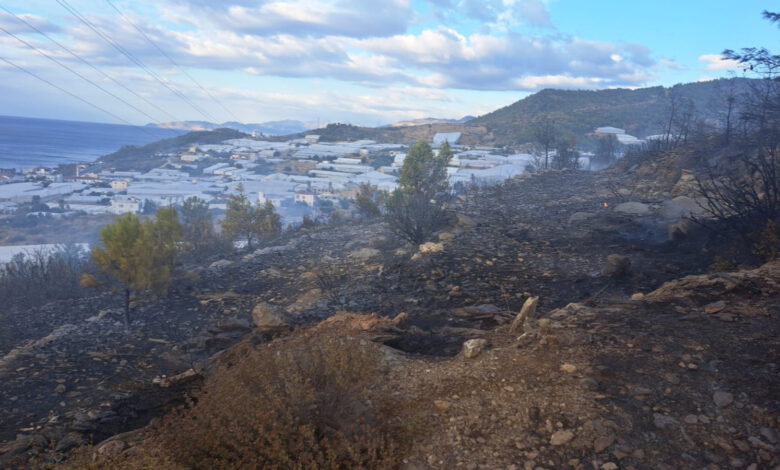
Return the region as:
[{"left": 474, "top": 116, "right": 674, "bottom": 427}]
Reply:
[{"left": 0, "top": 0, "right": 774, "bottom": 127}]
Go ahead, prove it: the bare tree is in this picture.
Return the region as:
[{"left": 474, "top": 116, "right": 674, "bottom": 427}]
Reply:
[{"left": 533, "top": 118, "right": 557, "bottom": 170}]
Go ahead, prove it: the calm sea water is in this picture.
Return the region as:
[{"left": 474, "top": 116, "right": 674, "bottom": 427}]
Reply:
[{"left": 0, "top": 115, "right": 185, "bottom": 169}]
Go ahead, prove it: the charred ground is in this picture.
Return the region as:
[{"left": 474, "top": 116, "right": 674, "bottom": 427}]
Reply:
[{"left": 0, "top": 166, "right": 777, "bottom": 469}]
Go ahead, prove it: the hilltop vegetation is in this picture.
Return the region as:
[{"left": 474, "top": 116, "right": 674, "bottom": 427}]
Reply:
[
  {"left": 98, "top": 128, "right": 248, "bottom": 171},
  {"left": 276, "top": 78, "right": 756, "bottom": 149},
  {"left": 468, "top": 78, "right": 754, "bottom": 146}
]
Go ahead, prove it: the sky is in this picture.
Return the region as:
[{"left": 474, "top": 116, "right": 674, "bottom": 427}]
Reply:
[{"left": 0, "top": 0, "right": 775, "bottom": 127}]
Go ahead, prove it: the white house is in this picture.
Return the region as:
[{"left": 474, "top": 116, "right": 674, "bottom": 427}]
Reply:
[
  {"left": 110, "top": 197, "right": 141, "bottom": 214},
  {"left": 294, "top": 192, "right": 316, "bottom": 206},
  {"left": 110, "top": 179, "right": 129, "bottom": 190}
]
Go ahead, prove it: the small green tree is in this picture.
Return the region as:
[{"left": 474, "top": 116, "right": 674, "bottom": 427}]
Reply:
[
  {"left": 399, "top": 141, "right": 451, "bottom": 197},
  {"left": 386, "top": 140, "right": 453, "bottom": 244},
  {"left": 81, "top": 211, "right": 179, "bottom": 324},
  {"left": 355, "top": 183, "right": 385, "bottom": 218},
  {"left": 181, "top": 196, "right": 216, "bottom": 253},
  {"left": 222, "top": 185, "right": 282, "bottom": 250},
  {"left": 149, "top": 206, "right": 182, "bottom": 269}
]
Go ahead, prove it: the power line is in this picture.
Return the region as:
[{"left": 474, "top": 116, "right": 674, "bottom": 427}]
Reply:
[
  {"left": 0, "top": 24, "right": 164, "bottom": 125},
  {"left": 0, "top": 4, "right": 179, "bottom": 123},
  {"left": 0, "top": 55, "right": 141, "bottom": 128},
  {"left": 104, "top": 0, "right": 240, "bottom": 122},
  {"left": 55, "top": 0, "right": 217, "bottom": 122}
]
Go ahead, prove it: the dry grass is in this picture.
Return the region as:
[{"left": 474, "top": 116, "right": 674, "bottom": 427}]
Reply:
[{"left": 59, "top": 332, "right": 407, "bottom": 469}]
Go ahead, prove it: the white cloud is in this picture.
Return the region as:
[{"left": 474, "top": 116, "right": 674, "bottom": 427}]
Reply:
[
  {"left": 660, "top": 58, "right": 686, "bottom": 71},
  {"left": 0, "top": 11, "right": 62, "bottom": 34},
  {"left": 699, "top": 54, "right": 744, "bottom": 71}
]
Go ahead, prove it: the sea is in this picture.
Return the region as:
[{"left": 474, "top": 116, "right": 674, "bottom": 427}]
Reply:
[{"left": 0, "top": 115, "right": 186, "bottom": 170}]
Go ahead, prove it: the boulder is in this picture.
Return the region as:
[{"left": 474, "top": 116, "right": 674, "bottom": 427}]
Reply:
[
  {"left": 713, "top": 390, "right": 733, "bottom": 408},
  {"left": 550, "top": 430, "right": 575, "bottom": 446},
  {"left": 461, "top": 339, "right": 488, "bottom": 359},
  {"left": 418, "top": 242, "right": 445, "bottom": 255},
  {"left": 209, "top": 259, "right": 233, "bottom": 269},
  {"left": 455, "top": 213, "right": 477, "bottom": 227},
  {"left": 251, "top": 302, "right": 289, "bottom": 331},
  {"left": 568, "top": 212, "right": 596, "bottom": 225},
  {"left": 614, "top": 201, "right": 651, "bottom": 216},
  {"left": 660, "top": 196, "right": 705, "bottom": 220},
  {"left": 348, "top": 248, "right": 382, "bottom": 261},
  {"left": 668, "top": 218, "right": 698, "bottom": 241},
  {"left": 509, "top": 296, "right": 539, "bottom": 334},
  {"left": 603, "top": 254, "right": 631, "bottom": 278}
]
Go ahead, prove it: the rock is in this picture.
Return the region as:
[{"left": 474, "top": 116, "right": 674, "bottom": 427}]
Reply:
[
  {"left": 630, "top": 385, "right": 653, "bottom": 397},
  {"left": 433, "top": 400, "right": 452, "bottom": 411},
  {"left": 550, "top": 430, "right": 575, "bottom": 446},
  {"left": 93, "top": 439, "right": 126, "bottom": 459},
  {"left": 660, "top": 196, "right": 705, "bottom": 220},
  {"left": 614, "top": 201, "right": 650, "bottom": 216},
  {"left": 603, "top": 254, "right": 631, "bottom": 278},
  {"left": 653, "top": 413, "right": 678, "bottom": 430},
  {"left": 509, "top": 296, "right": 539, "bottom": 334},
  {"left": 55, "top": 384, "right": 66, "bottom": 394},
  {"left": 212, "top": 317, "right": 251, "bottom": 334},
  {"left": 703, "top": 300, "right": 727, "bottom": 314},
  {"left": 713, "top": 391, "right": 733, "bottom": 408},
  {"left": 160, "top": 368, "right": 201, "bottom": 388},
  {"left": 455, "top": 213, "right": 477, "bottom": 227},
  {"left": 0, "top": 435, "right": 33, "bottom": 457},
  {"left": 594, "top": 434, "right": 615, "bottom": 452},
  {"left": 438, "top": 232, "right": 454, "bottom": 241},
  {"left": 209, "top": 259, "right": 233, "bottom": 269},
  {"left": 668, "top": 218, "right": 698, "bottom": 241},
  {"left": 600, "top": 463, "right": 618, "bottom": 470},
  {"left": 418, "top": 242, "right": 445, "bottom": 255},
  {"left": 683, "top": 414, "right": 698, "bottom": 424},
  {"left": 461, "top": 339, "right": 488, "bottom": 359},
  {"left": 55, "top": 433, "right": 85, "bottom": 452},
  {"left": 630, "top": 293, "right": 645, "bottom": 301},
  {"left": 348, "top": 248, "right": 382, "bottom": 261},
  {"left": 560, "top": 363, "right": 577, "bottom": 373},
  {"left": 568, "top": 212, "right": 595, "bottom": 225},
  {"left": 251, "top": 302, "right": 289, "bottom": 331}
]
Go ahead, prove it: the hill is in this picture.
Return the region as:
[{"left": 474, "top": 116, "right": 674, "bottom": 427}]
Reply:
[
  {"left": 467, "top": 78, "right": 754, "bottom": 146},
  {"left": 386, "top": 115, "right": 475, "bottom": 128},
  {"left": 98, "top": 128, "right": 248, "bottom": 171},
  {"left": 148, "top": 119, "right": 311, "bottom": 136},
  {"left": 274, "top": 78, "right": 755, "bottom": 148}
]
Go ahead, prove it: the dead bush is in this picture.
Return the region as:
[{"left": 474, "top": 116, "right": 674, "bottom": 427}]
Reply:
[
  {"left": 57, "top": 336, "right": 406, "bottom": 469},
  {"left": 156, "top": 337, "right": 403, "bottom": 469}
]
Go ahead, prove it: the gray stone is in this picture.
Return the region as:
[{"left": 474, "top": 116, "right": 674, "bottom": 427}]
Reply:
[
  {"left": 455, "top": 213, "right": 477, "bottom": 227},
  {"left": 668, "top": 218, "right": 698, "bottom": 241},
  {"left": 614, "top": 201, "right": 650, "bottom": 216},
  {"left": 603, "top": 254, "right": 631, "bottom": 278},
  {"left": 209, "top": 259, "right": 233, "bottom": 269},
  {"left": 510, "top": 296, "right": 539, "bottom": 334},
  {"left": 461, "top": 339, "right": 488, "bottom": 359},
  {"left": 660, "top": 196, "right": 705, "bottom": 220},
  {"left": 568, "top": 212, "right": 596, "bottom": 225},
  {"left": 653, "top": 413, "right": 678, "bottom": 429},
  {"left": 55, "top": 433, "right": 85, "bottom": 452},
  {"left": 251, "top": 302, "right": 289, "bottom": 331},
  {"left": 713, "top": 391, "right": 733, "bottom": 408},
  {"left": 348, "top": 248, "right": 382, "bottom": 261},
  {"left": 550, "top": 430, "right": 575, "bottom": 446}
]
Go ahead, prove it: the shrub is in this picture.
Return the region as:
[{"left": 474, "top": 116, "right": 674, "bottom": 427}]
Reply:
[{"left": 154, "top": 337, "right": 404, "bottom": 469}]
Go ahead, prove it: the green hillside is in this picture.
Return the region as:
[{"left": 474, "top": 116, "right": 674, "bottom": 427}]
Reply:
[
  {"left": 99, "top": 128, "right": 248, "bottom": 171},
  {"left": 467, "top": 78, "right": 754, "bottom": 146}
]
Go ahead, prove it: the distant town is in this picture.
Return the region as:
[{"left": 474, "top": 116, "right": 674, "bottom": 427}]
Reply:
[{"left": 0, "top": 126, "right": 648, "bottom": 234}]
